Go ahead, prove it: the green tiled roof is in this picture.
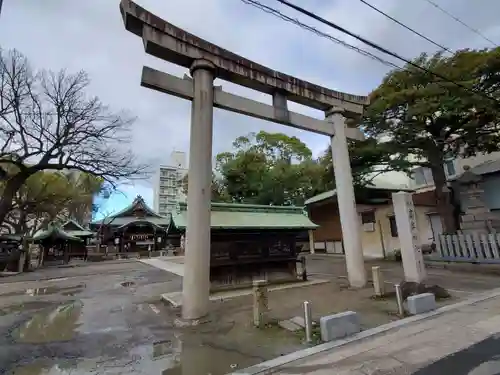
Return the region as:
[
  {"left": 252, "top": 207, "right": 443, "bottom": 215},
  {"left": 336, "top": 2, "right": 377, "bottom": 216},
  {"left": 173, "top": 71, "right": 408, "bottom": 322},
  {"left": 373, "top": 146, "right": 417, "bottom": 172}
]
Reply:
[
  {"left": 304, "top": 183, "right": 414, "bottom": 206},
  {"left": 65, "top": 230, "right": 95, "bottom": 237},
  {"left": 33, "top": 224, "right": 83, "bottom": 242},
  {"left": 108, "top": 195, "right": 163, "bottom": 218},
  {"left": 90, "top": 195, "right": 169, "bottom": 227},
  {"left": 304, "top": 190, "right": 336, "bottom": 206},
  {"left": 62, "top": 219, "right": 86, "bottom": 231},
  {"left": 171, "top": 202, "right": 317, "bottom": 230},
  {"left": 61, "top": 219, "right": 94, "bottom": 237}
]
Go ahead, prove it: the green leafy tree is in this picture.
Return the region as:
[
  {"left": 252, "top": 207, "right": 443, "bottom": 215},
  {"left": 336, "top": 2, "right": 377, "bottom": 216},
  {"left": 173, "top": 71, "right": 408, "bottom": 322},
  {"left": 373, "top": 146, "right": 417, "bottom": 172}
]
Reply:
[
  {"left": 1, "top": 170, "right": 101, "bottom": 235},
  {"left": 180, "top": 172, "right": 231, "bottom": 203},
  {"left": 64, "top": 172, "right": 104, "bottom": 224},
  {"left": 214, "top": 131, "right": 324, "bottom": 206},
  {"left": 363, "top": 48, "right": 500, "bottom": 233},
  {"left": 317, "top": 137, "right": 412, "bottom": 190}
]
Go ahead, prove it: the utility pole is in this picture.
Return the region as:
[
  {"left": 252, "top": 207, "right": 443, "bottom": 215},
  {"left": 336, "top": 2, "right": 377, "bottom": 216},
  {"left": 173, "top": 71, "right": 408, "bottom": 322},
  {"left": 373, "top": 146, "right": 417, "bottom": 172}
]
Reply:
[{"left": 0, "top": 0, "right": 3, "bottom": 18}]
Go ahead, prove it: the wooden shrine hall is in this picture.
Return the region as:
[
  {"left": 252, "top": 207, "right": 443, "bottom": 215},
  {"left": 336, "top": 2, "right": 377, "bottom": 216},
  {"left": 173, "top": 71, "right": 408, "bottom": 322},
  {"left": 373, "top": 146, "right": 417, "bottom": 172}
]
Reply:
[
  {"left": 90, "top": 196, "right": 171, "bottom": 255},
  {"left": 167, "top": 202, "right": 318, "bottom": 291}
]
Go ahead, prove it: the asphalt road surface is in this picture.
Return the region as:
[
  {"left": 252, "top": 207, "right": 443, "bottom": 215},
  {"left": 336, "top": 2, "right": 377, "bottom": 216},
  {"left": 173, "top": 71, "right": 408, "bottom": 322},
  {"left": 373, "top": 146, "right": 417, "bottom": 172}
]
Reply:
[{"left": 413, "top": 335, "right": 500, "bottom": 375}]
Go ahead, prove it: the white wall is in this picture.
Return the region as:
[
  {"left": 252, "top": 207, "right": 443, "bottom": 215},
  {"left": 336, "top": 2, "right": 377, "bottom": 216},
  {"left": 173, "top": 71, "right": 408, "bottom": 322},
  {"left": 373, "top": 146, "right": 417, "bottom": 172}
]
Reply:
[{"left": 356, "top": 204, "right": 435, "bottom": 258}]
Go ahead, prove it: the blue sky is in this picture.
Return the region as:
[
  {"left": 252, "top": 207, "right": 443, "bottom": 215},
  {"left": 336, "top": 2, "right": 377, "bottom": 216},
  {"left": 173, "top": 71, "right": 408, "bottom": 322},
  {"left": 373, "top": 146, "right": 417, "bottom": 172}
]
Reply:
[
  {"left": 2, "top": 0, "right": 499, "bottom": 218},
  {"left": 93, "top": 183, "right": 154, "bottom": 220}
]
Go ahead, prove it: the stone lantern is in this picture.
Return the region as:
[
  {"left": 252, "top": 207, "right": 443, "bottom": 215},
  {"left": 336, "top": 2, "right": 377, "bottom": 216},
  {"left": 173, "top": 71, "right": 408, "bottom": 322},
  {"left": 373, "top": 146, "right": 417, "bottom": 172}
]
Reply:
[{"left": 456, "top": 165, "right": 498, "bottom": 233}]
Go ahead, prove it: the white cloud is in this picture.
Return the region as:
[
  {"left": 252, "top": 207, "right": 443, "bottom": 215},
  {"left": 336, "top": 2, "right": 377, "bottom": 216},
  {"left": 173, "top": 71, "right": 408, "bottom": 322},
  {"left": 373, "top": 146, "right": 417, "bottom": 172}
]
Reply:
[{"left": 2, "top": 0, "right": 498, "bottom": 212}]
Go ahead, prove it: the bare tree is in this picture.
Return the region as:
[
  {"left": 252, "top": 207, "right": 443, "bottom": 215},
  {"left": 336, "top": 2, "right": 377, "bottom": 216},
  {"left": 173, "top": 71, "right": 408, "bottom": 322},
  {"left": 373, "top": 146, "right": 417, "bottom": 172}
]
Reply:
[{"left": 0, "top": 49, "right": 147, "bottom": 227}]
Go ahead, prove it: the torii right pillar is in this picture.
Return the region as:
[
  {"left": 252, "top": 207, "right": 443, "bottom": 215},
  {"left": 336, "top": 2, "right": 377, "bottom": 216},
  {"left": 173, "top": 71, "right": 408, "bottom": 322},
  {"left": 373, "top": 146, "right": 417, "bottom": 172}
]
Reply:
[{"left": 326, "top": 107, "right": 367, "bottom": 288}]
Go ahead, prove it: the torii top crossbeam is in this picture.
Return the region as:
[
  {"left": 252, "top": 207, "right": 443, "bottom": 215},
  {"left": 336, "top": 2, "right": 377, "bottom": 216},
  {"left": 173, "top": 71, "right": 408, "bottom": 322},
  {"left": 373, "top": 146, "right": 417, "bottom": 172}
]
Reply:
[{"left": 119, "top": 0, "right": 369, "bottom": 118}]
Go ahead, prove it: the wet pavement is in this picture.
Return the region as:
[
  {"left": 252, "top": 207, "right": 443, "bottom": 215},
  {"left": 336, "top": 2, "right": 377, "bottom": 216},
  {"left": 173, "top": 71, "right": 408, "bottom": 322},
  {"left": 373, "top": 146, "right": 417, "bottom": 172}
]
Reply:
[
  {"left": 0, "top": 261, "right": 296, "bottom": 375},
  {"left": 2, "top": 257, "right": 500, "bottom": 375}
]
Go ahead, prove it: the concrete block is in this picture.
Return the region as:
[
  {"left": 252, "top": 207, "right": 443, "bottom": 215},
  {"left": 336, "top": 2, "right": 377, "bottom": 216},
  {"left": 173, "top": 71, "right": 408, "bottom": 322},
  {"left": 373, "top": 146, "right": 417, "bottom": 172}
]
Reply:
[
  {"left": 407, "top": 293, "right": 436, "bottom": 315},
  {"left": 320, "top": 311, "right": 360, "bottom": 342},
  {"left": 278, "top": 319, "right": 302, "bottom": 332},
  {"left": 290, "top": 316, "right": 306, "bottom": 328}
]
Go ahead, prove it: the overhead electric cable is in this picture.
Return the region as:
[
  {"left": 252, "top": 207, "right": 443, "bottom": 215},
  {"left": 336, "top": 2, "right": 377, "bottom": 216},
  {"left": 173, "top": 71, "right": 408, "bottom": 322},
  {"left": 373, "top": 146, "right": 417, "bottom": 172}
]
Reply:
[
  {"left": 422, "top": 0, "right": 498, "bottom": 47},
  {"left": 241, "top": 0, "right": 401, "bottom": 71},
  {"left": 271, "top": 0, "right": 500, "bottom": 106},
  {"left": 358, "top": 0, "right": 452, "bottom": 53}
]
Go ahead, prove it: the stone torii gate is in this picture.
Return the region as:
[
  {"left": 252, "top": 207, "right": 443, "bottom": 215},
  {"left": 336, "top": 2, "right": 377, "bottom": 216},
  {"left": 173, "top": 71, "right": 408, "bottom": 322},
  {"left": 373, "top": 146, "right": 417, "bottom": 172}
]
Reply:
[{"left": 120, "top": 0, "right": 370, "bottom": 322}]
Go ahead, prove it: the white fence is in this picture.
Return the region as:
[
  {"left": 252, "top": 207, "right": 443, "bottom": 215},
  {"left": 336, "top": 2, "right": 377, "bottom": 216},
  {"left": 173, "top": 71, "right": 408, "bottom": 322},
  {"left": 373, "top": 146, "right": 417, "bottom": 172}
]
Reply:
[{"left": 435, "top": 233, "right": 500, "bottom": 263}]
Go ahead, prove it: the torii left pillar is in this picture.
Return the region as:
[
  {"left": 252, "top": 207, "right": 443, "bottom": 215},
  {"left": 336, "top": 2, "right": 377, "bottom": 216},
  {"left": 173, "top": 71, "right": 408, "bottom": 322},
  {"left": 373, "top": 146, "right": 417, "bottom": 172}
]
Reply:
[{"left": 182, "top": 59, "right": 215, "bottom": 321}]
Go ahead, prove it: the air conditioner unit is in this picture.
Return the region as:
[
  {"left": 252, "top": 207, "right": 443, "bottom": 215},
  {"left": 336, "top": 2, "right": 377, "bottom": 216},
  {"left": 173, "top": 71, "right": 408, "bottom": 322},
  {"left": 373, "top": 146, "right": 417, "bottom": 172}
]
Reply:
[{"left": 363, "top": 222, "right": 375, "bottom": 232}]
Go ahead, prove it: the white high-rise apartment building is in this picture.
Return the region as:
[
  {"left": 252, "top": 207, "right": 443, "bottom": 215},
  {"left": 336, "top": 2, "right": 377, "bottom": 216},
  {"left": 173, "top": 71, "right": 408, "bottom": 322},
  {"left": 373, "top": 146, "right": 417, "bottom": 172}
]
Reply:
[{"left": 153, "top": 151, "right": 188, "bottom": 217}]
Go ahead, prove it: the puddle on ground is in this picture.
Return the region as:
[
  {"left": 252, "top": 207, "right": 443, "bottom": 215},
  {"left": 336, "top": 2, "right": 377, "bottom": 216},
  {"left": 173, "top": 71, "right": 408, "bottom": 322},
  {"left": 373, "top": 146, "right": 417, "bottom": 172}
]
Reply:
[
  {"left": 129, "top": 336, "right": 262, "bottom": 375},
  {"left": 120, "top": 281, "right": 135, "bottom": 287},
  {"left": 0, "top": 284, "right": 85, "bottom": 297},
  {"left": 161, "top": 343, "right": 260, "bottom": 375},
  {"left": 9, "top": 361, "right": 75, "bottom": 375},
  {"left": 13, "top": 301, "right": 83, "bottom": 343},
  {"left": 0, "top": 301, "right": 53, "bottom": 316}
]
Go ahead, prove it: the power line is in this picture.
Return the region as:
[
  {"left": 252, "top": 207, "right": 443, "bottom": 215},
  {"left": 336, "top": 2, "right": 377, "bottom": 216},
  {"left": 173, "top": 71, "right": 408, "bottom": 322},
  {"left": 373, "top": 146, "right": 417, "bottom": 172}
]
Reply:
[
  {"left": 272, "top": 0, "right": 500, "bottom": 106},
  {"left": 422, "top": 0, "right": 497, "bottom": 47},
  {"left": 358, "top": 0, "right": 452, "bottom": 53},
  {"left": 241, "top": 0, "right": 401, "bottom": 70}
]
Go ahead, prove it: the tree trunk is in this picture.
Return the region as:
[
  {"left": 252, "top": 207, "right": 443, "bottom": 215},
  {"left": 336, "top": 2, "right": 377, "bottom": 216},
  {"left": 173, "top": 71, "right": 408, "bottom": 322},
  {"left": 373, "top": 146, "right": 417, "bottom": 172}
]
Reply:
[
  {"left": 0, "top": 172, "right": 31, "bottom": 228},
  {"left": 430, "top": 162, "right": 458, "bottom": 234}
]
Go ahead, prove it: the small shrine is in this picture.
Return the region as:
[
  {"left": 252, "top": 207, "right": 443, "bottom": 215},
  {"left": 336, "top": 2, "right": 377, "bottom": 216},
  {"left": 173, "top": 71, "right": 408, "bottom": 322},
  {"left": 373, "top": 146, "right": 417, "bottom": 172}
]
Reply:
[
  {"left": 167, "top": 202, "right": 318, "bottom": 291},
  {"left": 90, "top": 195, "right": 170, "bottom": 255},
  {"left": 32, "top": 222, "right": 87, "bottom": 264}
]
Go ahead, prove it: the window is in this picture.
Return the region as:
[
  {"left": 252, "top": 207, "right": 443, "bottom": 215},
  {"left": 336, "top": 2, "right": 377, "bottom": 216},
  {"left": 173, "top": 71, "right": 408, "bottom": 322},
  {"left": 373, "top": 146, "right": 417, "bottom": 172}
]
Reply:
[
  {"left": 444, "top": 160, "right": 456, "bottom": 176},
  {"left": 361, "top": 211, "right": 376, "bottom": 224},
  {"left": 389, "top": 217, "right": 398, "bottom": 237},
  {"left": 413, "top": 168, "right": 426, "bottom": 186}
]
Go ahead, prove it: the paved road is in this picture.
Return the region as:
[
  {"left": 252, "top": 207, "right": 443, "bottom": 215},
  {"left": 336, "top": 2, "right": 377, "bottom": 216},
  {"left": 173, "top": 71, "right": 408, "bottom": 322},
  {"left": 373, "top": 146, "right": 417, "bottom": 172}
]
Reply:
[
  {"left": 259, "top": 292, "right": 500, "bottom": 375},
  {"left": 306, "top": 254, "right": 500, "bottom": 294},
  {"left": 414, "top": 336, "right": 500, "bottom": 375},
  {"left": 0, "top": 260, "right": 297, "bottom": 375}
]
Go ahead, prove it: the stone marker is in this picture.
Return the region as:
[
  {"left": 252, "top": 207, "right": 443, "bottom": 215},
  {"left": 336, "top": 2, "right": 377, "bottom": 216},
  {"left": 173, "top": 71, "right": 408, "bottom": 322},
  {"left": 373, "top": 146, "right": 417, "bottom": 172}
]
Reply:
[
  {"left": 372, "top": 266, "right": 384, "bottom": 297},
  {"left": 320, "top": 311, "right": 360, "bottom": 342},
  {"left": 253, "top": 280, "right": 269, "bottom": 328},
  {"left": 407, "top": 293, "right": 436, "bottom": 315},
  {"left": 392, "top": 192, "right": 427, "bottom": 283}
]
